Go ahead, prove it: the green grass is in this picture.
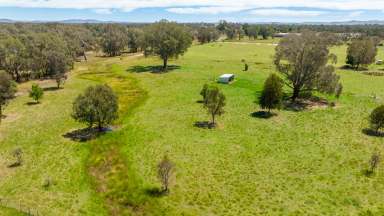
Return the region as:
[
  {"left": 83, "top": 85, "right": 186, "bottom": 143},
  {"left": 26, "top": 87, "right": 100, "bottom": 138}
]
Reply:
[{"left": 1, "top": 42, "right": 384, "bottom": 215}]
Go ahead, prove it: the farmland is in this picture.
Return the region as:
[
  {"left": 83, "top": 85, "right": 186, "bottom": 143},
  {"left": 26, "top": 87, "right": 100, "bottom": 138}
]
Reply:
[{"left": 1, "top": 41, "right": 384, "bottom": 215}]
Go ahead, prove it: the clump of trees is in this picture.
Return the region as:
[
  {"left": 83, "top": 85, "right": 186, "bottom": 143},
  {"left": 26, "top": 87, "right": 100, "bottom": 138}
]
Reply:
[
  {"left": 72, "top": 84, "right": 118, "bottom": 131},
  {"left": 101, "top": 24, "right": 127, "bottom": 57},
  {"left": 201, "top": 84, "right": 226, "bottom": 127},
  {"left": 142, "top": 20, "right": 192, "bottom": 71},
  {"left": 29, "top": 84, "right": 44, "bottom": 104},
  {"left": 196, "top": 27, "right": 220, "bottom": 44},
  {"left": 346, "top": 37, "right": 378, "bottom": 70},
  {"left": 0, "top": 72, "right": 16, "bottom": 123},
  {"left": 157, "top": 155, "right": 174, "bottom": 194},
  {"left": 274, "top": 31, "right": 341, "bottom": 101},
  {"left": 370, "top": 105, "right": 384, "bottom": 133},
  {"left": 259, "top": 74, "right": 284, "bottom": 113}
]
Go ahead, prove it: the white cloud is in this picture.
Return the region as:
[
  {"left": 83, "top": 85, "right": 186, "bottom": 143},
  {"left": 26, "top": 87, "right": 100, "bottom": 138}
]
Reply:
[
  {"left": 0, "top": 0, "right": 383, "bottom": 12},
  {"left": 93, "top": 8, "right": 113, "bottom": 14},
  {"left": 167, "top": 6, "right": 248, "bottom": 14},
  {"left": 250, "top": 9, "right": 324, "bottom": 17}
]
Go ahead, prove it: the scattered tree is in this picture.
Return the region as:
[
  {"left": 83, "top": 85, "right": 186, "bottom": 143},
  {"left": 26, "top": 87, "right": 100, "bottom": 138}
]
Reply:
[
  {"left": 157, "top": 155, "right": 174, "bottom": 193},
  {"left": 274, "top": 31, "right": 340, "bottom": 101},
  {"left": 101, "top": 24, "right": 127, "bottom": 57},
  {"left": 259, "top": 74, "right": 284, "bottom": 113},
  {"left": 197, "top": 27, "right": 220, "bottom": 44},
  {"left": 203, "top": 86, "right": 226, "bottom": 126},
  {"left": 335, "top": 83, "right": 343, "bottom": 99},
  {"left": 346, "top": 38, "right": 377, "bottom": 70},
  {"left": 29, "top": 84, "right": 44, "bottom": 103},
  {"left": 370, "top": 105, "right": 384, "bottom": 133},
  {"left": 0, "top": 71, "right": 16, "bottom": 123},
  {"left": 368, "top": 152, "right": 381, "bottom": 175},
  {"left": 72, "top": 84, "right": 118, "bottom": 131},
  {"left": 142, "top": 20, "right": 192, "bottom": 71},
  {"left": 54, "top": 73, "right": 67, "bottom": 89}
]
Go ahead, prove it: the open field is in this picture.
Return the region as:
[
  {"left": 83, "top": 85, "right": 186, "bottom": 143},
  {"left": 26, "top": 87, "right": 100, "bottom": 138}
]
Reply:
[{"left": 1, "top": 42, "right": 384, "bottom": 215}]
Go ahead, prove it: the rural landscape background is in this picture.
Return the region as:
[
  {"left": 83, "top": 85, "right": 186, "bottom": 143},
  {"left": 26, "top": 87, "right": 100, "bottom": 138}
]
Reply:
[{"left": 1, "top": 1, "right": 384, "bottom": 215}]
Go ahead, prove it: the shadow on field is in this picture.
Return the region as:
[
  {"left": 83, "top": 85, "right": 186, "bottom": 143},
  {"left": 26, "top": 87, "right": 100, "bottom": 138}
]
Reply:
[
  {"left": 63, "top": 128, "right": 108, "bottom": 142},
  {"left": 362, "top": 128, "right": 384, "bottom": 137},
  {"left": 250, "top": 111, "right": 276, "bottom": 119},
  {"left": 25, "top": 102, "right": 39, "bottom": 106},
  {"left": 127, "top": 65, "right": 180, "bottom": 74},
  {"left": 194, "top": 121, "right": 215, "bottom": 129},
  {"left": 43, "top": 86, "right": 61, "bottom": 92},
  {"left": 144, "top": 187, "right": 167, "bottom": 197}
]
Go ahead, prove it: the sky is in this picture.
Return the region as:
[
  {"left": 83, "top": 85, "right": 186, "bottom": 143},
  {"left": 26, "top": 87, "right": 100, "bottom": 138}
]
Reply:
[{"left": 1, "top": 0, "right": 384, "bottom": 23}]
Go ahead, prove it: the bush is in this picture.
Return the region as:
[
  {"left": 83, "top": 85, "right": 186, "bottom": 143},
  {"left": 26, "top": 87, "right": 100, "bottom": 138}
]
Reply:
[
  {"left": 72, "top": 84, "right": 118, "bottom": 131},
  {"left": 8, "top": 148, "right": 23, "bottom": 168},
  {"left": 370, "top": 105, "right": 384, "bottom": 132},
  {"left": 259, "top": 74, "right": 284, "bottom": 113},
  {"left": 29, "top": 84, "right": 44, "bottom": 103}
]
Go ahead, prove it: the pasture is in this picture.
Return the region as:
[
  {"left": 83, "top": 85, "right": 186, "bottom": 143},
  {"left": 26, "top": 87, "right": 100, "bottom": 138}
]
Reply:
[{"left": 1, "top": 41, "right": 384, "bottom": 215}]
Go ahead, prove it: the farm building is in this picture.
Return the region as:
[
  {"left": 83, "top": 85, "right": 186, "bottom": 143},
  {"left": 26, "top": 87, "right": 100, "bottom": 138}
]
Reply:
[{"left": 218, "top": 74, "right": 235, "bottom": 84}]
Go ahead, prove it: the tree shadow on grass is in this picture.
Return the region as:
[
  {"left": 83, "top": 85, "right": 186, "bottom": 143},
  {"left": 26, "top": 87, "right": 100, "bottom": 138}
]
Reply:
[
  {"left": 250, "top": 111, "right": 277, "bottom": 119},
  {"left": 362, "top": 128, "right": 384, "bottom": 138},
  {"left": 194, "top": 121, "right": 216, "bottom": 129},
  {"left": 43, "top": 86, "right": 60, "bottom": 92},
  {"left": 63, "top": 127, "right": 109, "bottom": 142},
  {"left": 25, "top": 102, "right": 39, "bottom": 106},
  {"left": 127, "top": 65, "right": 180, "bottom": 74},
  {"left": 144, "top": 187, "right": 167, "bottom": 197}
]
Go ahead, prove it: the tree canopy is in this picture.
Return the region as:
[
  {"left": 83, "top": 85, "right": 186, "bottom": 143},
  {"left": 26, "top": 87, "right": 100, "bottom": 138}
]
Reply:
[
  {"left": 142, "top": 20, "right": 192, "bottom": 71},
  {"left": 274, "top": 31, "right": 340, "bottom": 101},
  {"left": 346, "top": 37, "right": 377, "bottom": 70},
  {"left": 259, "top": 74, "right": 284, "bottom": 113},
  {"left": 72, "top": 84, "right": 119, "bottom": 131},
  {"left": 0, "top": 71, "right": 16, "bottom": 122}
]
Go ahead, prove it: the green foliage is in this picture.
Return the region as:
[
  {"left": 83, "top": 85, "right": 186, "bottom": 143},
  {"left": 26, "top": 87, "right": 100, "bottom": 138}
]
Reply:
[
  {"left": 72, "top": 84, "right": 118, "bottom": 130},
  {"left": 0, "top": 71, "right": 16, "bottom": 122},
  {"left": 29, "top": 84, "right": 44, "bottom": 103},
  {"left": 346, "top": 38, "right": 377, "bottom": 70},
  {"left": 142, "top": 20, "right": 192, "bottom": 70},
  {"left": 259, "top": 74, "right": 283, "bottom": 112},
  {"left": 196, "top": 27, "right": 220, "bottom": 44},
  {"left": 127, "top": 28, "right": 143, "bottom": 53},
  {"left": 274, "top": 31, "right": 340, "bottom": 101},
  {"left": 203, "top": 86, "right": 226, "bottom": 125},
  {"left": 369, "top": 152, "right": 381, "bottom": 174},
  {"left": 370, "top": 105, "right": 384, "bottom": 132},
  {"left": 101, "top": 24, "right": 127, "bottom": 57}
]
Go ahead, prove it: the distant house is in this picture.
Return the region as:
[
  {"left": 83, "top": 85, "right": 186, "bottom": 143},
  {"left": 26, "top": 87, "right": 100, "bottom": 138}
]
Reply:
[{"left": 218, "top": 74, "right": 235, "bottom": 84}]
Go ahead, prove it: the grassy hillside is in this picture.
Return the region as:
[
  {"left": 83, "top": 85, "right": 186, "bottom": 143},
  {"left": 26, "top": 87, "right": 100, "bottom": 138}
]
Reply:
[{"left": 1, "top": 42, "right": 384, "bottom": 215}]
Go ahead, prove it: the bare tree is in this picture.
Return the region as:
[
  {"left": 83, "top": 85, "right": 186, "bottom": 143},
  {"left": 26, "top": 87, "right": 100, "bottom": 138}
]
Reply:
[{"left": 157, "top": 156, "right": 174, "bottom": 193}]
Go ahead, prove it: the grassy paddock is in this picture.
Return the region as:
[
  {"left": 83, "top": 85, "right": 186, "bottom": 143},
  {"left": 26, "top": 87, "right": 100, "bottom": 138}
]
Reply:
[{"left": 1, "top": 42, "right": 384, "bottom": 215}]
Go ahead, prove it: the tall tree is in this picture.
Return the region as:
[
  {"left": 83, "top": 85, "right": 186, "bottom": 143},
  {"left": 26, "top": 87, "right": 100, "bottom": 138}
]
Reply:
[
  {"left": 101, "top": 24, "right": 127, "bottom": 57},
  {"left": 72, "top": 84, "right": 119, "bottom": 131},
  {"left": 0, "top": 71, "right": 16, "bottom": 123},
  {"left": 127, "top": 28, "right": 143, "bottom": 53},
  {"left": 274, "top": 31, "right": 340, "bottom": 101},
  {"left": 142, "top": 20, "right": 192, "bottom": 71},
  {"left": 197, "top": 27, "right": 220, "bottom": 44},
  {"left": 0, "top": 36, "right": 27, "bottom": 82},
  {"left": 346, "top": 37, "right": 377, "bottom": 70}
]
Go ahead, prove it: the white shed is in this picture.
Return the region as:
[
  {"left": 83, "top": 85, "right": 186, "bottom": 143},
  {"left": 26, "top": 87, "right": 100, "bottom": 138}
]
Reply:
[{"left": 218, "top": 74, "right": 235, "bottom": 84}]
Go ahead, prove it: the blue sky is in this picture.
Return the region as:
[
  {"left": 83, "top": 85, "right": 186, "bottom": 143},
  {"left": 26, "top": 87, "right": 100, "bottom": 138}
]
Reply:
[{"left": 0, "top": 0, "right": 384, "bottom": 23}]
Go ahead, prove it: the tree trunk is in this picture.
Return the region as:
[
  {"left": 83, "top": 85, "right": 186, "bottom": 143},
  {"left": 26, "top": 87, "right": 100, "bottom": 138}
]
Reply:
[
  {"left": 291, "top": 86, "right": 300, "bottom": 102},
  {"left": 98, "top": 122, "right": 103, "bottom": 132},
  {"left": 0, "top": 105, "right": 2, "bottom": 124},
  {"left": 83, "top": 52, "right": 87, "bottom": 61},
  {"left": 163, "top": 58, "right": 168, "bottom": 71},
  {"left": 211, "top": 113, "right": 216, "bottom": 126}
]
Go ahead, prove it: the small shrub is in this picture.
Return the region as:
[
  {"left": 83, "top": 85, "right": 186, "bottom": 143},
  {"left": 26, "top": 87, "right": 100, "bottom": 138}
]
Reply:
[
  {"left": 157, "top": 156, "right": 174, "bottom": 194},
  {"left": 55, "top": 73, "right": 67, "bottom": 89},
  {"left": 370, "top": 105, "right": 384, "bottom": 132},
  {"left": 202, "top": 86, "right": 226, "bottom": 126},
  {"left": 42, "top": 176, "right": 54, "bottom": 188},
  {"left": 335, "top": 83, "right": 343, "bottom": 99},
  {"left": 8, "top": 148, "right": 23, "bottom": 168},
  {"left": 366, "top": 152, "right": 381, "bottom": 176},
  {"left": 29, "top": 84, "right": 44, "bottom": 103},
  {"left": 258, "top": 74, "right": 283, "bottom": 113}
]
